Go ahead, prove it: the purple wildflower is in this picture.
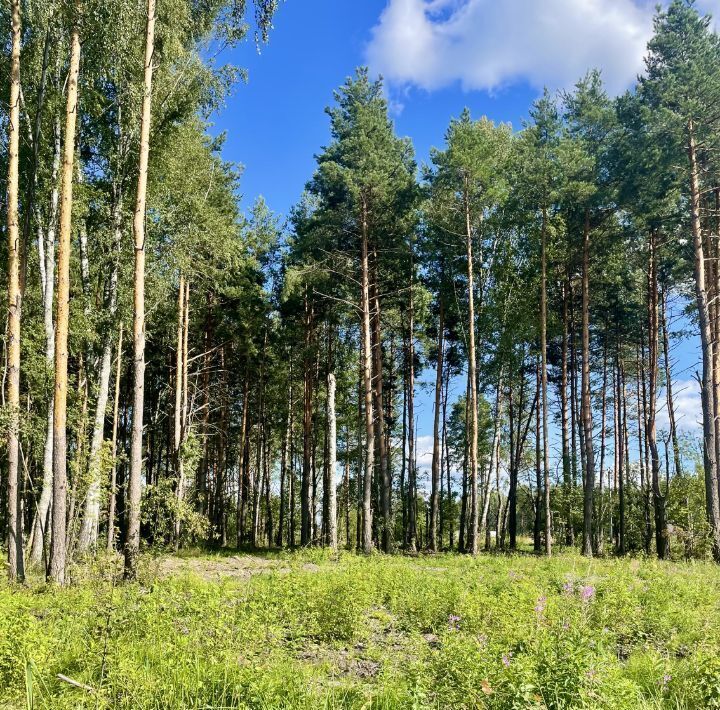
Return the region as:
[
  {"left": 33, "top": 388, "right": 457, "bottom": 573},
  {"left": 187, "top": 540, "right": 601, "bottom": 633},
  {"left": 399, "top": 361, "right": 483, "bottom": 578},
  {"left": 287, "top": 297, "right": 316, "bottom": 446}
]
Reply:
[
  {"left": 534, "top": 595, "right": 547, "bottom": 615},
  {"left": 502, "top": 652, "right": 513, "bottom": 668},
  {"left": 448, "top": 614, "right": 462, "bottom": 630},
  {"left": 661, "top": 673, "right": 672, "bottom": 690},
  {"left": 562, "top": 581, "right": 574, "bottom": 595},
  {"left": 580, "top": 585, "right": 595, "bottom": 602}
]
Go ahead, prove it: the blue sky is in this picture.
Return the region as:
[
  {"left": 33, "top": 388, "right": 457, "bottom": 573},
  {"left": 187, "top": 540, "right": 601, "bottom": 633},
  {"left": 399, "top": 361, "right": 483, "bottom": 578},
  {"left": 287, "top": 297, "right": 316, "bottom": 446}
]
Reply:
[{"left": 209, "top": 0, "right": 709, "bottom": 471}]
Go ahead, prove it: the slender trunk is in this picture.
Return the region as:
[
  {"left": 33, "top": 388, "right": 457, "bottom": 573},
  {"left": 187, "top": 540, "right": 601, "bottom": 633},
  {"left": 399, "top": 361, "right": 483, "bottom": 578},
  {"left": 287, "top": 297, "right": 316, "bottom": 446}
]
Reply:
[
  {"left": 534, "top": 360, "right": 542, "bottom": 553},
  {"left": 540, "top": 208, "right": 552, "bottom": 556},
  {"left": 79, "top": 190, "right": 123, "bottom": 551},
  {"left": 597, "top": 338, "right": 608, "bottom": 553},
  {"left": 49, "top": 11, "right": 81, "bottom": 585},
  {"left": 344, "top": 428, "right": 351, "bottom": 549},
  {"left": 6, "top": 0, "right": 24, "bottom": 581},
  {"left": 301, "top": 293, "right": 314, "bottom": 545},
  {"left": 277, "top": 375, "right": 292, "bottom": 547},
  {"left": 30, "top": 116, "right": 61, "bottom": 567},
  {"left": 429, "top": 299, "right": 444, "bottom": 551},
  {"left": 107, "top": 325, "right": 123, "bottom": 551},
  {"left": 483, "top": 372, "right": 502, "bottom": 550},
  {"left": 617, "top": 355, "right": 626, "bottom": 555},
  {"left": 327, "top": 373, "right": 338, "bottom": 551},
  {"left": 464, "top": 182, "right": 479, "bottom": 554},
  {"left": 237, "top": 376, "right": 249, "bottom": 545},
  {"left": 580, "top": 209, "right": 595, "bottom": 557},
  {"left": 125, "top": 0, "right": 156, "bottom": 580},
  {"left": 561, "top": 278, "right": 573, "bottom": 546},
  {"left": 371, "top": 254, "right": 391, "bottom": 552},
  {"left": 647, "top": 230, "right": 668, "bottom": 558},
  {"left": 172, "top": 275, "right": 186, "bottom": 546},
  {"left": 360, "top": 197, "right": 375, "bottom": 553},
  {"left": 406, "top": 287, "right": 417, "bottom": 552},
  {"left": 660, "top": 288, "right": 681, "bottom": 476}
]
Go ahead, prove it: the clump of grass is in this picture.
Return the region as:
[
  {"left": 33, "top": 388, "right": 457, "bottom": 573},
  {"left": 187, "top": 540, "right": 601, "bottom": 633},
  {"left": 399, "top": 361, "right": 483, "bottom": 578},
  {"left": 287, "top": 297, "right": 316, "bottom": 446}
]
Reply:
[{"left": 2, "top": 551, "right": 720, "bottom": 708}]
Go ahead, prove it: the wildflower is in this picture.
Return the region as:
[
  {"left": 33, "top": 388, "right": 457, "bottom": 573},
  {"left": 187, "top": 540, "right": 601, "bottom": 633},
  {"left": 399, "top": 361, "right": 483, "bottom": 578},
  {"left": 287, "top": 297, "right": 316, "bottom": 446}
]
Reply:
[
  {"left": 534, "top": 595, "right": 547, "bottom": 615},
  {"left": 562, "top": 581, "right": 574, "bottom": 595},
  {"left": 502, "top": 652, "right": 512, "bottom": 668},
  {"left": 580, "top": 585, "right": 595, "bottom": 602},
  {"left": 661, "top": 673, "right": 672, "bottom": 690},
  {"left": 448, "top": 614, "right": 461, "bottom": 630},
  {"left": 586, "top": 668, "right": 597, "bottom": 681}
]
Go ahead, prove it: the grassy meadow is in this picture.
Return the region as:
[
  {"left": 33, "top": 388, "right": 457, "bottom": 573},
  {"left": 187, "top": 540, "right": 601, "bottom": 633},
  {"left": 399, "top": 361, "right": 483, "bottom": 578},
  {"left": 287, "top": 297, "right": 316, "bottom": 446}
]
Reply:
[{"left": 2, "top": 549, "right": 720, "bottom": 709}]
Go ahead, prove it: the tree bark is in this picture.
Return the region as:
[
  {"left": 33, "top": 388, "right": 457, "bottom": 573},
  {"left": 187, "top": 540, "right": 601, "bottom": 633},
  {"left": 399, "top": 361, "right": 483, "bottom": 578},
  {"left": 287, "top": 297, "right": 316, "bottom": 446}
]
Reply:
[
  {"left": 30, "top": 116, "right": 61, "bottom": 567},
  {"left": 580, "top": 209, "right": 595, "bottom": 557},
  {"left": 429, "top": 299, "right": 444, "bottom": 551},
  {"left": 6, "top": 0, "right": 24, "bottom": 581},
  {"left": 49, "top": 10, "right": 81, "bottom": 585},
  {"left": 647, "top": 230, "right": 668, "bottom": 558},
  {"left": 78, "top": 189, "right": 123, "bottom": 551},
  {"left": 464, "top": 181, "right": 479, "bottom": 554},
  {"left": 125, "top": 0, "right": 156, "bottom": 579},
  {"left": 327, "top": 372, "right": 338, "bottom": 551},
  {"left": 360, "top": 197, "right": 375, "bottom": 554},
  {"left": 540, "top": 207, "right": 552, "bottom": 556},
  {"left": 107, "top": 324, "right": 123, "bottom": 551}
]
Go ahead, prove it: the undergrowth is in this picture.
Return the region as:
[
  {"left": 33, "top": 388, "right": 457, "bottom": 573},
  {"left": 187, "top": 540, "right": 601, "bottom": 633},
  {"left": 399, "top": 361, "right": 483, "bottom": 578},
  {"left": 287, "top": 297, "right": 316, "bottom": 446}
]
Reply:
[{"left": 2, "top": 550, "right": 720, "bottom": 708}]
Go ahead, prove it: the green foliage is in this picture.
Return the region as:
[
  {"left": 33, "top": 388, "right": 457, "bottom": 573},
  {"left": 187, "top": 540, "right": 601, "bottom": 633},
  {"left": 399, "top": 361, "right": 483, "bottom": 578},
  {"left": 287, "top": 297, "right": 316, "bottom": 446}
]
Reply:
[{"left": 2, "top": 551, "right": 720, "bottom": 708}]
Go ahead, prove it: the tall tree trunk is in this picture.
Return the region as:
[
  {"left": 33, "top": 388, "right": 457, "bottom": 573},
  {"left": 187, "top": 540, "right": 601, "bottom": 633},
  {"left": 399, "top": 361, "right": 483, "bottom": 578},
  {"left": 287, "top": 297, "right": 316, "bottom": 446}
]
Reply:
[
  {"left": 534, "top": 360, "right": 542, "bottom": 554},
  {"left": 647, "top": 230, "right": 668, "bottom": 558},
  {"left": 360, "top": 197, "right": 375, "bottom": 553},
  {"left": 540, "top": 208, "right": 552, "bottom": 556},
  {"left": 561, "top": 278, "right": 573, "bottom": 546},
  {"left": 78, "top": 189, "right": 123, "bottom": 551},
  {"left": 464, "top": 181, "right": 479, "bottom": 554},
  {"left": 172, "top": 275, "right": 186, "bottom": 547},
  {"left": 125, "top": 0, "right": 156, "bottom": 580},
  {"left": 327, "top": 372, "right": 338, "bottom": 551},
  {"left": 483, "top": 372, "right": 502, "bottom": 550},
  {"left": 277, "top": 374, "right": 292, "bottom": 547},
  {"left": 580, "top": 209, "right": 595, "bottom": 557},
  {"left": 688, "top": 123, "right": 720, "bottom": 557},
  {"left": 49, "top": 11, "right": 81, "bottom": 585},
  {"left": 6, "top": 0, "right": 23, "bottom": 581},
  {"left": 237, "top": 375, "right": 249, "bottom": 545},
  {"left": 597, "top": 338, "right": 608, "bottom": 554},
  {"left": 660, "top": 288, "right": 682, "bottom": 477},
  {"left": 617, "top": 354, "right": 626, "bottom": 555},
  {"left": 107, "top": 324, "right": 123, "bottom": 551},
  {"left": 30, "top": 116, "right": 61, "bottom": 566},
  {"left": 301, "top": 293, "right": 314, "bottom": 546},
  {"left": 429, "top": 299, "right": 444, "bottom": 551},
  {"left": 371, "top": 254, "right": 391, "bottom": 552}
]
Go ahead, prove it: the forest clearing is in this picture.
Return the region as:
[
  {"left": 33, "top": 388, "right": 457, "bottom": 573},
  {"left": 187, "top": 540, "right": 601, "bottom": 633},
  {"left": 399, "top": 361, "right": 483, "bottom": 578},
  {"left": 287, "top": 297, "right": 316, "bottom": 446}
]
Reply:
[
  {"left": 6, "top": 0, "right": 720, "bottom": 706},
  {"left": 3, "top": 548, "right": 720, "bottom": 709}
]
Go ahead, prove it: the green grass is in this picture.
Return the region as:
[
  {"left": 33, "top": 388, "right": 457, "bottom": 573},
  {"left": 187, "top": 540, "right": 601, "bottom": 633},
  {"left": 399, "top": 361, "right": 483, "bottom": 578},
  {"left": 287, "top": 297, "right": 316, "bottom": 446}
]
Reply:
[{"left": 3, "top": 550, "right": 720, "bottom": 708}]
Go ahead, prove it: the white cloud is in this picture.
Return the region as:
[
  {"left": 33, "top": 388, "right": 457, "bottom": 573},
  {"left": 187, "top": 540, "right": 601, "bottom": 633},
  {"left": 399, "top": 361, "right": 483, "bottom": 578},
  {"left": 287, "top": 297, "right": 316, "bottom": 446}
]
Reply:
[
  {"left": 366, "top": 0, "right": 657, "bottom": 97},
  {"left": 657, "top": 379, "right": 702, "bottom": 435}
]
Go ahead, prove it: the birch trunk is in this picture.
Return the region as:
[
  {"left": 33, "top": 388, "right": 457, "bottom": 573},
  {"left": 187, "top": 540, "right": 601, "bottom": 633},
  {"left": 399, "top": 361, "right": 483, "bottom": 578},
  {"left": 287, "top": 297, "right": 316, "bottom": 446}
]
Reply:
[
  {"left": 107, "top": 324, "right": 123, "bottom": 551},
  {"left": 327, "top": 373, "right": 338, "bottom": 551},
  {"left": 6, "top": 0, "right": 24, "bottom": 581},
  {"left": 78, "top": 189, "right": 123, "bottom": 551},
  {"left": 49, "top": 10, "right": 81, "bottom": 585},
  {"left": 464, "top": 181, "right": 479, "bottom": 554},
  {"left": 125, "top": 0, "right": 156, "bottom": 579}
]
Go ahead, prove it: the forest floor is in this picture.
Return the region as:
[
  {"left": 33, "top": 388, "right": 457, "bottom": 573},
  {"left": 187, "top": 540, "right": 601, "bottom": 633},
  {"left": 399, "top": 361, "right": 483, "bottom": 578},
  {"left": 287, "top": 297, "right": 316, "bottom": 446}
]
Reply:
[{"left": 2, "top": 548, "right": 720, "bottom": 709}]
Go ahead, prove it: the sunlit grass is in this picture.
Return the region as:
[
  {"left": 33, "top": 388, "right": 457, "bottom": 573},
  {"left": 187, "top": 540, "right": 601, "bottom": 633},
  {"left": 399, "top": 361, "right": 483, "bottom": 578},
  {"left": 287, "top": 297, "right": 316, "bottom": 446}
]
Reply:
[{"left": 2, "top": 550, "right": 720, "bottom": 708}]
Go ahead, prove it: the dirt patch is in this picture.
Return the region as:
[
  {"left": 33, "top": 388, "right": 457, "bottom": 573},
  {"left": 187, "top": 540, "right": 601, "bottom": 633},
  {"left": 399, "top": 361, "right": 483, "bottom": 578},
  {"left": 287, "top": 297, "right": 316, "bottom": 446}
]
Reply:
[{"left": 156, "top": 554, "right": 289, "bottom": 581}]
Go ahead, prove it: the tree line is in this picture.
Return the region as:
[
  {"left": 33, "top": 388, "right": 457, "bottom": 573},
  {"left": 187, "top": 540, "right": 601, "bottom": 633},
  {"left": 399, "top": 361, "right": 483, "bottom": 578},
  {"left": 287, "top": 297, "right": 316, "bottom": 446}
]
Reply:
[{"left": 2, "top": 0, "right": 720, "bottom": 584}]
